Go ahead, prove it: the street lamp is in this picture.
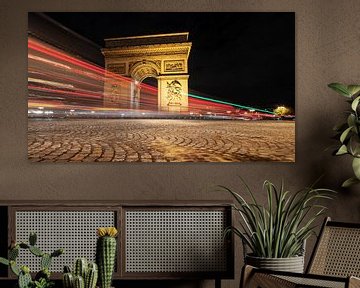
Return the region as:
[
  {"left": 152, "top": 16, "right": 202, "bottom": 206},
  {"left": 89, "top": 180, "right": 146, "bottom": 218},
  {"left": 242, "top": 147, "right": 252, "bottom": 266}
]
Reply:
[{"left": 274, "top": 105, "right": 290, "bottom": 116}]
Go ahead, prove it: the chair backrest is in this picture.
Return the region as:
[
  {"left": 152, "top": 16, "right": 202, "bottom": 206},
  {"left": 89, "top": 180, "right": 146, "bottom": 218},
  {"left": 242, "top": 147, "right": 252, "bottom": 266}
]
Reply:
[{"left": 307, "top": 217, "right": 360, "bottom": 277}]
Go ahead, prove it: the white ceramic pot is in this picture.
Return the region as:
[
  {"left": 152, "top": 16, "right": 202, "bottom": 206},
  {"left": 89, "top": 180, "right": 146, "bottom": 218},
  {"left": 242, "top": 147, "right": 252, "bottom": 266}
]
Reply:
[{"left": 245, "top": 254, "right": 305, "bottom": 273}]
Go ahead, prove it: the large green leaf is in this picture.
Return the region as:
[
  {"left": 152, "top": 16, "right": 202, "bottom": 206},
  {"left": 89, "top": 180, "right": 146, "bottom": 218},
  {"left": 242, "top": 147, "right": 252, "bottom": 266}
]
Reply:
[
  {"left": 328, "top": 83, "right": 351, "bottom": 97},
  {"left": 347, "top": 85, "right": 360, "bottom": 97},
  {"left": 347, "top": 114, "right": 356, "bottom": 127},
  {"left": 0, "top": 257, "right": 9, "bottom": 266},
  {"left": 351, "top": 96, "right": 360, "bottom": 111},
  {"left": 348, "top": 135, "right": 360, "bottom": 157},
  {"left": 342, "top": 177, "right": 360, "bottom": 188},
  {"left": 340, "top": 127, "right": 353, "bottom": 143},
  {"left": 336, "top": 144, "right": 348, "bottom": 155},
  {"left": 352, "top": 157, "right": 360, "bottom": 179}
]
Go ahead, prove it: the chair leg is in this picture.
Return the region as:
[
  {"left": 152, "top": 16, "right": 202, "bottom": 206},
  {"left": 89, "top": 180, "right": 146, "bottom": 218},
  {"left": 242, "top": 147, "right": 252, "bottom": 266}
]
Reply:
[
  {"left": 240, "top": 265, "right": 296, "bottom": 288},
  {"left": 215, "top": 278, "right": 221, "bottom": 288},
  {"left": 349, "top": 276, "right": 360, "bottom": 288},
  {"left": 240, "top": 265, "right": 255, "bottom": 288},
  {"left": 249, "top": 273, "right": 296, "bottom": 288}
]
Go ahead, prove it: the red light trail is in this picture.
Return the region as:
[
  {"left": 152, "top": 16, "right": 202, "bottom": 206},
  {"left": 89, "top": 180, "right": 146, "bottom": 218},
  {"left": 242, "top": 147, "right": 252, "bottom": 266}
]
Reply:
[{"left": 28, "top": 37, "right": 276, "bottom": 119}]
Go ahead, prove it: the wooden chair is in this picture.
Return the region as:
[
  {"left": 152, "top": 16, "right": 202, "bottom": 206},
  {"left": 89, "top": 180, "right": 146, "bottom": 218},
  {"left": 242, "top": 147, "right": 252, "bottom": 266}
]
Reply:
[{"left": 241, "top": 217, "right": 360, "bottom": 288}]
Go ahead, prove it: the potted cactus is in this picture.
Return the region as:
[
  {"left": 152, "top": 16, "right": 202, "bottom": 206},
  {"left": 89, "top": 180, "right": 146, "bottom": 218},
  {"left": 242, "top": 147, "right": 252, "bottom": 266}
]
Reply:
[
  {"left": 0, "top": 232, "right": 63, "bottom": 288},
  {"left": 62, "top": 258, "right": 98, "bottom": 288},
  {"left": 96, "top": 227, "right": 118, "bottom": 288}
]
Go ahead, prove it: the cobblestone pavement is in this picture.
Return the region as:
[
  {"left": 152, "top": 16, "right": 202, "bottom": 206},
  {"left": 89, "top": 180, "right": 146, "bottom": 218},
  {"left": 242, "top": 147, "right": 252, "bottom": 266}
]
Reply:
[{"left": 28, "top": 119, "right": 295, "bottom": 162}]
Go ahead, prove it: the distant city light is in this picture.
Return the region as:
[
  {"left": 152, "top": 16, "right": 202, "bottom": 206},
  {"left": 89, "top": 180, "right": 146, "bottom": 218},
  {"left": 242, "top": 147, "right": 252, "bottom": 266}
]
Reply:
[{"left": 274, "top": 105, "right": 291, "bottom": 116}]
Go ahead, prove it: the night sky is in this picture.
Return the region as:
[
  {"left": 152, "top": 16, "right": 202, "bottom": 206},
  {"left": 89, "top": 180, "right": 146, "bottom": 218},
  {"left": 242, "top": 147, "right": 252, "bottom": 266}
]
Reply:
[{"left": 45, "top": 12, "right": 295, "bottom": 110}]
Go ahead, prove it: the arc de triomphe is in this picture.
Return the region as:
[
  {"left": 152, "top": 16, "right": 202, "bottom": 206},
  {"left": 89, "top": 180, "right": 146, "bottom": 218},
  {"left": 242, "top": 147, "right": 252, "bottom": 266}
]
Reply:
[{"left": 101, "top": 32, "right": 192, "bottom": 112}]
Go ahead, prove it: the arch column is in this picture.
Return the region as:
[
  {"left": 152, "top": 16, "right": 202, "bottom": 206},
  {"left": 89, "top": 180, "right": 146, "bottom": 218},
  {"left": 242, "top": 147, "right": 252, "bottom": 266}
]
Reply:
[
  {"left": 130, "top": 80, "right": 141, "bottom": 110},
  {"left": 157, "top": 75, "right": 189, "bottom": 112}
]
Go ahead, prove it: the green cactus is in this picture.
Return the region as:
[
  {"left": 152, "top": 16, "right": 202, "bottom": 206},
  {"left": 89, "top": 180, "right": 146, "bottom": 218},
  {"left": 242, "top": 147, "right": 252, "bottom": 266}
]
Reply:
[
  {"left": 0, "top": 232, "right": 63, "bottom": 288},
  {"left": 63, "top": 272, "right": 74, "bottom": 288},
  {"left": 29, "top": 246, "right": 44, "bottom": 257},
  {"left": 74, "top": 258, "right": 87, "bottom": 279},
  {"left": 96, "top": 228, "right": 117, "bottom": 288},
  {"left": 19, "top": 243, "right": 30, "bottom": 249},
  {"left": 64, "top": 265, "right": 72, "bottom": 273},
  {"left": 9, "top": 246, "right": 19, "bottom": 260},
  {"left": 51, "top": 248, "right": 64, "bottom": 258},
  {"left": 41, "top": 253, "right": 52, "bottom": 270},
  {"left": 63, "top": 259, "right": 98, "bottom": 288},
  {"left": 85, "top": 263, "right": 98, "bottom": 288},
  {"left": 18, "top": 269, "right": 32, "bottom": 288},
  {"left": 73, "top": 275, "right": 85, "bottom": 288},
  {"left": 87, "top": 262, "right": 97, "bottom": 271},
  {"left": 29, "top": 232, "right": 37, "bottom": 246},
  {"left": 10, "top": 260, "right": 20, "bottom": 276},
  {"left": 21, "top": 265, "right": 30, "bottom": 274}
]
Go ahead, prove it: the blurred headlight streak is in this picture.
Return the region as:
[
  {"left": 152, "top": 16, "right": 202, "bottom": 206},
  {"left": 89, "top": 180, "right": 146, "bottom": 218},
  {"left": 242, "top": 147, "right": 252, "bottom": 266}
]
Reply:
[{"left": 28, "top": 36, "right": 276, "bottom": 120}]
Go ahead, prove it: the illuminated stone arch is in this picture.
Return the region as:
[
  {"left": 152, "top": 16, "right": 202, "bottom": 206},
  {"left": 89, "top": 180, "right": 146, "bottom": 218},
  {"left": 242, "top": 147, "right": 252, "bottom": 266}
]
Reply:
[
  {"left": 129, "top": 60, "right": 160, "bottom": 82},
  {"left": 102, "top": 33, "right": 191, "bottom": 112},
  {"left": 128, "top": 61, "right": 160, "bottom": 109}
]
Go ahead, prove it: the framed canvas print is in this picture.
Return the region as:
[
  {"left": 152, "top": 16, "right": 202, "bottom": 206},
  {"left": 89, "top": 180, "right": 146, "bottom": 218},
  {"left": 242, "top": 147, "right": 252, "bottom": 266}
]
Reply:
[{"left": 28, "top": 12, "right": 295, "bottom": 163}]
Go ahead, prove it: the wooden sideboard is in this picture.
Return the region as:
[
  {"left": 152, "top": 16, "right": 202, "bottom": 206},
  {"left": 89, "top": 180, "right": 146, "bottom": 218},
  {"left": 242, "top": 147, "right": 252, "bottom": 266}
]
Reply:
[{"left": 0, "top": 201, "right": 234, "bottom": 288}]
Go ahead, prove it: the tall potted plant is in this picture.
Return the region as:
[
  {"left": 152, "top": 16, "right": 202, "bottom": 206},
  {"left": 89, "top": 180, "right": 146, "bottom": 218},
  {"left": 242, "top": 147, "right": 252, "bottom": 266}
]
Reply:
[
  {"left": 328, "top": 83, "right": 360, "bottom": 187},
  {"left": 221, "top": 179, "right": 334, "bottom": 273}
]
